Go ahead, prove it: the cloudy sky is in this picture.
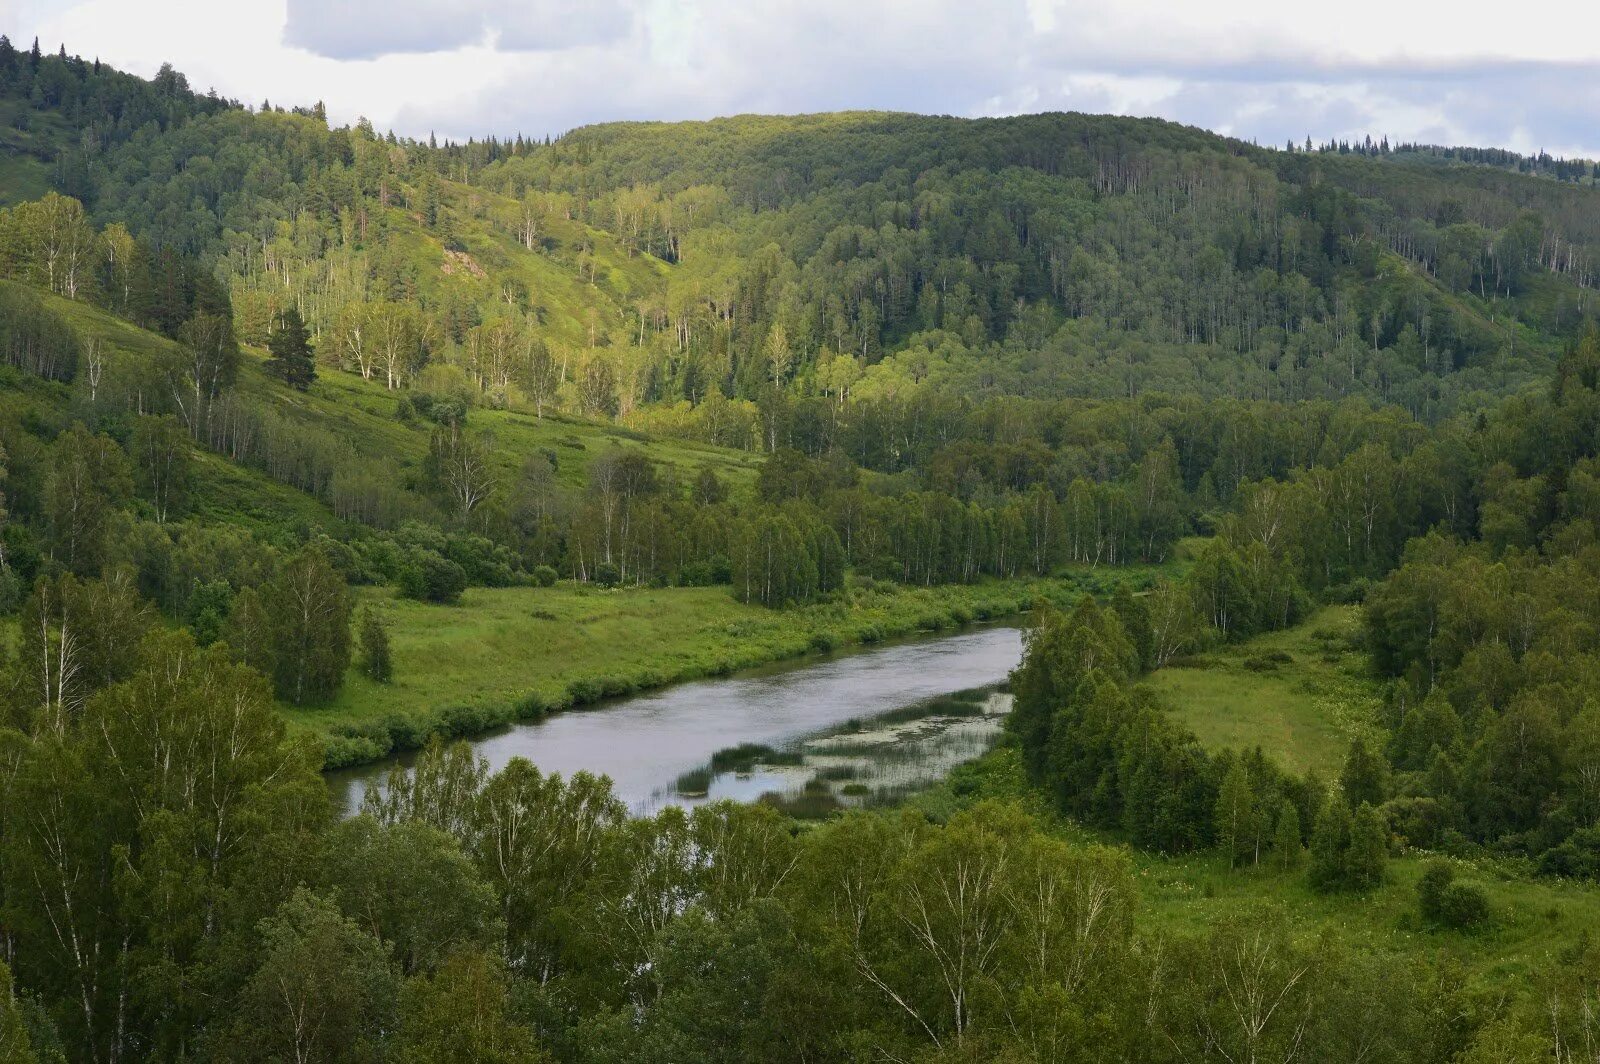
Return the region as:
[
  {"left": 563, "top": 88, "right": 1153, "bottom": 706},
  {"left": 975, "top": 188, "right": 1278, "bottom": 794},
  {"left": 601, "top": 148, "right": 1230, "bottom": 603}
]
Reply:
[{"left": 10, "top": 0, "right": 1600, "bottom": 157}]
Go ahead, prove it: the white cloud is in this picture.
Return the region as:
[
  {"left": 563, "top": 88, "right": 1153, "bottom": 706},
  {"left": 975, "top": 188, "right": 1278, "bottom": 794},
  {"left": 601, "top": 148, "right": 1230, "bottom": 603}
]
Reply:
[{"left": 14, "top": 0, "right": 1600, "bottom": 156}]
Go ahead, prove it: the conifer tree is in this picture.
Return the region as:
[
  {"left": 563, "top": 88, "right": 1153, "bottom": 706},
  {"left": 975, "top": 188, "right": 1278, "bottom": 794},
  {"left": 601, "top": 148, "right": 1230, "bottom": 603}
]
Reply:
[{"left": 266, "top": 307, "right": 316, "bottom": 390}]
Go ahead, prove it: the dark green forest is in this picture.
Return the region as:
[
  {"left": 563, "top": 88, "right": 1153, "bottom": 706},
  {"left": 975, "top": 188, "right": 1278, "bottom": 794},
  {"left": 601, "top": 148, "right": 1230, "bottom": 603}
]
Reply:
[{"left": 4, "top": 36, "right": 1600, "bottom": 1063}]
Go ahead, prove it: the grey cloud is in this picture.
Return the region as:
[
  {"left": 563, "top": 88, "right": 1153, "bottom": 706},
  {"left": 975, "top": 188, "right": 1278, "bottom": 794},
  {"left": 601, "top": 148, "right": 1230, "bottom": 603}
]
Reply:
[
  {"left": 310, "top": 0, "right": 1600, "bottom": 157},
  {"left": 284, "top": 0, "right": 637, "bottom": 59}
]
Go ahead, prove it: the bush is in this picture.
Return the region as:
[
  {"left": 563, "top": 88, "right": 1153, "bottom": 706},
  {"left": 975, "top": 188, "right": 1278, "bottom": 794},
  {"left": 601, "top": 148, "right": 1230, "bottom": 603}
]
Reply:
[
  {"left": 398, "top": 551, "right": 468, "bottom": 604},
  {"left": 1438, "top": 882, "right": 1492, "bottom": 929},
  {"left": 1538, "top": 827, "right": 1600, "bottom": 878},
  {"left": 1418, "top": 859, "right": 1492, "bottom": 930},
  {"left": 532, "top": 564, "right": 558, "bottom": 587},
  {"left": 592, "top": 561, "right": 621, "bottom": 588}
]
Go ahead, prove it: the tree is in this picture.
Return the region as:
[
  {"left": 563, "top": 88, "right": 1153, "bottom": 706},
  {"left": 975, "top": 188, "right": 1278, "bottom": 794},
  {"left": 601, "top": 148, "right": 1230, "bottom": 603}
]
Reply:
[
  {"left": 266, "top": 306, "right": 316, "bottom": 389},
  {"left": 229, "top": 889, "right": 397, "bottom": 1064},
  {"left": 692, "top": 467, "right": 726, "bottom": 506},
  {"left": 515, "top": 338, "right": 560, "bottom": 418},
  {"left": 46, "top": 424, "right": 130, "bottom": 575},
  {"left": 1273, "top": 799, "right": 1303, "bottom": 871},
  {"left": 359, "top": 609, "right": 393, "bottom": 683},
  {"left": 168, "top": 312, "right": 239, "bottom": 439},
  {"left": 1215, "top": 760, "right": 1255, "bottom": 869},
  {"left": 1341, "top": 737, "right": 1389, "bottom": 809},
  {"left": 331, "top": 301, "right": 376, "bottom": 378},
  {"left": 427, "top": 423, "right": 498, "bottom": 522},
  {"left": 0, "top": 959, "right": 42, "bottom": 1064},
  {"left": 261, "top": 546, "right": 352, "bottom": 705},
  {"left": 370, "top": 301, "right": 425, "bottom": 390},
  {"left": 129, "top": 414, "right": 190, "bottom": 522},
  {"left": 1308, "top": 798, "right": 1351, "bottom": 892},
  {"left": 320, "top": 818, "right": 498, "bottom": 977},
  {"left": 396, "top": 951, "right": 545, "bottom": 1063},
  {"left": 1346, "top": 803, "right": 1387, "bottom": 891}
]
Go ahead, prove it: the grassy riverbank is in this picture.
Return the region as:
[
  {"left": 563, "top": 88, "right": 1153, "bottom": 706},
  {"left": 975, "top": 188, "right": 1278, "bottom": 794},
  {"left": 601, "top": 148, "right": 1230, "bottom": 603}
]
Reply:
[{"left": 288, "top": 570, "right": 1165, "bottom": 768}]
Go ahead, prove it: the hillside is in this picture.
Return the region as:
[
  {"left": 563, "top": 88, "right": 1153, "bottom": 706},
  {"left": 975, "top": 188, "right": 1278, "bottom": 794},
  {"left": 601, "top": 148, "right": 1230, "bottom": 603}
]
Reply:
[{"left": 3, "top": 45, "right": 1598, "bottom": 439}]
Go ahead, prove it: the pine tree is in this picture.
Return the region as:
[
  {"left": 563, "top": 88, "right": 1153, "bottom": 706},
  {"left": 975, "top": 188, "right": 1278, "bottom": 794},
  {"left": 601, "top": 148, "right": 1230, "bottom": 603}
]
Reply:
[
  {"left": 266, "top": 307, "right": 316, "bottom": 390},
  {"left": 1273, "top": 799, "right": 1302, "bottom": 871}
]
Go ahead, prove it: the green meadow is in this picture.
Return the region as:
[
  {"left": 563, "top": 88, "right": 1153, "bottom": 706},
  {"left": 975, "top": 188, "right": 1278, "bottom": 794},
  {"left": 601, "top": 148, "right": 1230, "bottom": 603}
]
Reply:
[
  {"left": 287, "top": 567, "right": 1170, "bottom": 767},
  {"left": 1145, "top": 604, "right": 1383, "bottom": 775}
]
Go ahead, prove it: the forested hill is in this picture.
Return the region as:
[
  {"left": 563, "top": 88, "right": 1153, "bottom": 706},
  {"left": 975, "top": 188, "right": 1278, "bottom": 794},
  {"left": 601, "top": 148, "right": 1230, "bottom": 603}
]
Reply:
[{"left": 3, "top": 40, "right": 1599, "bottom": 432}]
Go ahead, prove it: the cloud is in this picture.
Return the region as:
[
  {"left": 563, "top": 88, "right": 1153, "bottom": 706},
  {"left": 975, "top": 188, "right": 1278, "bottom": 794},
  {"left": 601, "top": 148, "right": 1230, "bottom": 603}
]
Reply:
[
  {"left": 18, "top": 0, "right": 1600, "bottom": 158},
  {"left": 283, "top": 0, "right": 637, "bottom": 59}
]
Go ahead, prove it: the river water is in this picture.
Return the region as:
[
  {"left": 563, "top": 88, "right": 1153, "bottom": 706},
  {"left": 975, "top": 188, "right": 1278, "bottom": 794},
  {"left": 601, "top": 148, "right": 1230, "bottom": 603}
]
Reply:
[{"left": 328, "top": 625, "right": 1025, "bottom": 816}]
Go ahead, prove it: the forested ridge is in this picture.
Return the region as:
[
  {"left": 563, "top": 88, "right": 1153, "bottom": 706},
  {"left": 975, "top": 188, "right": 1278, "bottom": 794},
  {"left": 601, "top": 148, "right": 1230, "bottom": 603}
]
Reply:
[{"left": 6, "top": 37, "right": 1600, "bottom": 1064}]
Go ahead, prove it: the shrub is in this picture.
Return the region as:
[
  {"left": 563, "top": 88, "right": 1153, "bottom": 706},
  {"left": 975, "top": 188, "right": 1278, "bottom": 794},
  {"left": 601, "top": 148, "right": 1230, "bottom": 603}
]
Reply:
[
  {"left": 1417, "top": 860, "right": 1454, "bottom": 922},
  {"left": 592, "top": 561, "right": 621, "bottom": 588},
  {"left": 1418, "top": 859, "right": 1492, "bottom": 930},
  {"left": 398, "top": 551, "right": 468, "bottom": 604},
  {"left": 532, "top": 564, "right": 558, "bottom": 587},
  {"left": 1438, "top": 882, "right": 1491, "bottom": 929}
]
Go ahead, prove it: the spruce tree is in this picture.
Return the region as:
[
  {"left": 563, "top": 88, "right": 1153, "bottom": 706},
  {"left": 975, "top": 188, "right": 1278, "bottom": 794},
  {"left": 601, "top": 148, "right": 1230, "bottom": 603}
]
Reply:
[{"left": 266, "top": 307, "right": 316, "bottom": 390}]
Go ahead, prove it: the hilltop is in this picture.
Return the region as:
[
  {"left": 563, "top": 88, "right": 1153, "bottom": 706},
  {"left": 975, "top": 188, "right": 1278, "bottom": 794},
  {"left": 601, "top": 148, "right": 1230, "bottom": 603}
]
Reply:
[{"left": 2, "top": 43, "right": 1597, "bottom": 435}]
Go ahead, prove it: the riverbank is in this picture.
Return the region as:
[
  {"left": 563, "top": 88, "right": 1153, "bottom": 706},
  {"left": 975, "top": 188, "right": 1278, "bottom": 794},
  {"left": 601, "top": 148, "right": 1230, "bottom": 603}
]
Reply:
[{"left": 290, "top": 569, "right": 1162, "bottom": 769}]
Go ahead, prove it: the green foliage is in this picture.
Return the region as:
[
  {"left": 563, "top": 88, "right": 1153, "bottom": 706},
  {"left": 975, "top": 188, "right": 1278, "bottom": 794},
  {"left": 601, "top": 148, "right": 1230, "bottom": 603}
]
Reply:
[
  {"left": 264, "top": 306, "right": 316, "bottom": 389},
  {"left": 0, "top": 959, "right": 42, "bottom": 1064},
  {"left": 397, "top": 951, "right": 545, "bottom": 1063},
  {"left": 227, "top": 889, "right": 397, "bottom": 1063},
  {"left": 1273, "top": 799, "right": 1303, "bottom": 870},
  {"left": 259, "top": 544, "right": 350, "bottom": 700},
  {"left": 400, "top": 551, "right": 469, "bottom": 603},
  {"left": 1309, "top": 798, "right": 1386, "bottom": 893},
  {"left": 359, "top": 608, "right": 393, "bottom": 683},
  {"left": 1418, "top": 860, "right": 1492, "bottom": 930},
  {"left": 0, "top": 284, "right": 78, "bottom": 381}
]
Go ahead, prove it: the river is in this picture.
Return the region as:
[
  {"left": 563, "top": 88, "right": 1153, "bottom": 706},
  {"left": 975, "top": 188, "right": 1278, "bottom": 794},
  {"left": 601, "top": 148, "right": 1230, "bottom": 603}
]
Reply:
[{"left": 328, "top": 624, "right": 1025, "bottom": 817}]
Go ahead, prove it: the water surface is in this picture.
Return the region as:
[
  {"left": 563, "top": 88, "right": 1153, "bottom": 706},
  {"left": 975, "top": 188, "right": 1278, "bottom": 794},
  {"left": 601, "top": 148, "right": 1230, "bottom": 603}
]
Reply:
[{"left": 329, "top": 625, "right": 1024, "bottom": 815}]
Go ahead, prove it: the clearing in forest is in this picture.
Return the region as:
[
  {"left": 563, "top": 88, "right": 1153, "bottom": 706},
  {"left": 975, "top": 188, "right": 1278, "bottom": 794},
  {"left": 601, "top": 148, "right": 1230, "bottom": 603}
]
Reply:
[{"left": 1144, "top": 605, "right": 1382, "bottom": 775}]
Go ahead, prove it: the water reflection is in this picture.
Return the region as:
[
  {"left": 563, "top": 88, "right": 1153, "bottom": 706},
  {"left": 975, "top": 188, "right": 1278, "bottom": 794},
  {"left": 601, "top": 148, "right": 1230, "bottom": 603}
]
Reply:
[{"left": 329, "top": 625, "right": 1023, "bottom": 816}]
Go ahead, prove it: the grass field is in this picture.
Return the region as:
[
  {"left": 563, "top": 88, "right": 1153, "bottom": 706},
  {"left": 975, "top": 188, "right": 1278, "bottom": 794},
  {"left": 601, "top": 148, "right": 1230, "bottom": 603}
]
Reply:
[
  {"left": 1144, "top": 605, "right": 1383, "bottom": 775},
  {"left": 287, "top": 567, "right": 1169, "bottom": 767}
]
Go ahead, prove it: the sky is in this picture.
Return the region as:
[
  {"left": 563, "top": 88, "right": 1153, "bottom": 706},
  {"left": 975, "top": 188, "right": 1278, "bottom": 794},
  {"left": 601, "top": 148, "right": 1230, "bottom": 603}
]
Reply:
[{"left": 9, "top": 0, "right": 1600, "bottom": 158}]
